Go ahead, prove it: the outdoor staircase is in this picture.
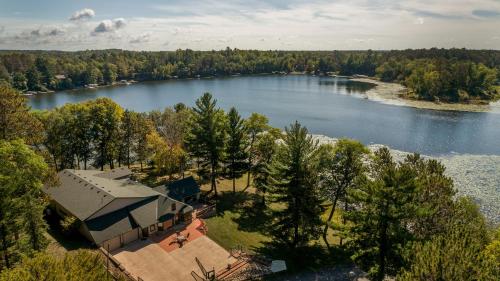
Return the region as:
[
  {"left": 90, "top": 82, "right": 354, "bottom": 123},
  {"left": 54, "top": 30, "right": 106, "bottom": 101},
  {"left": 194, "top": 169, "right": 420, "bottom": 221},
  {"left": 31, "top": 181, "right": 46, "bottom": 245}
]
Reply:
[{"left": 215, "top": 257, "right": 250, "bottom": 280}]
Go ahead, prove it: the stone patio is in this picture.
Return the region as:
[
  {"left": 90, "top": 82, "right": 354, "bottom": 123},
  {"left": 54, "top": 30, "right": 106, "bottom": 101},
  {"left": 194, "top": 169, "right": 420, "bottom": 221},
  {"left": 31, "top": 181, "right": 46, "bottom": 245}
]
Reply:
[{"left": 111, "top": 220, "right": 235, "bottom": 281}]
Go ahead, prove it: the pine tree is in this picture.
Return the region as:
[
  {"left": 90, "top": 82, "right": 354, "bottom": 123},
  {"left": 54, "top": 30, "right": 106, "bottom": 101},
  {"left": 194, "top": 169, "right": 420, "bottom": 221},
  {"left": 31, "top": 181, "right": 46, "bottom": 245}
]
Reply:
[
  {"left": 268, "top": 122, "right": 324, "bottom": 248},
  {"left": 346, "top": 147, "right": 419, "bottom": 281},
  {"left": 252, "top": 129, "right": 280, "bottom": 204},
  {"left": 226, "top": 107, "right": 248, "bottom": 193},
  {"left": 186, "top": 93, "right": 226, "bottom": 198},
  {"left": 398, "top": 198, "right": 497, "bottom": 281}
]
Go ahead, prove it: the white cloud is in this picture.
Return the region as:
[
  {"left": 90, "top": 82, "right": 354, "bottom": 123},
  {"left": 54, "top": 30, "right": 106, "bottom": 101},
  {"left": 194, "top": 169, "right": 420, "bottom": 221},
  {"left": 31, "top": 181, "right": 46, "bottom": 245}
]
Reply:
[
  {"left": 70, "top": 8, "right": 95, "bottom": 21},
  {"left": 414, "top": 17, "right": 425, "bottom": 25},
  {"left": 130, "top": 32, "right": 152, "bottom": 44},
  {"left": 48, "top": 27, "right": 65, "bottom": 36},
  {"left": 93, "top": 18, "right": 127, "bottom": 34}
]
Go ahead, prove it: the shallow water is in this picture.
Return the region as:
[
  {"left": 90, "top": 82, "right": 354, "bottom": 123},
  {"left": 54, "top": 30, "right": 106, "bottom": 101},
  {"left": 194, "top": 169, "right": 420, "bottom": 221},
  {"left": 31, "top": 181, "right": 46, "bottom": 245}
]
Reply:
[
  {"left": 313, "top": 135, "right": 500, "bottom": 225},
  {"left": 28, "top": 75, "right": 500, "bottom": 156}
]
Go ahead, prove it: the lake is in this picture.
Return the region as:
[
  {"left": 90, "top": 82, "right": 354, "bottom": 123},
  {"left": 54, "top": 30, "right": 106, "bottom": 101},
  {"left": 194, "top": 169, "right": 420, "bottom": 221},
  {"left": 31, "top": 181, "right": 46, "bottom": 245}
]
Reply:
[{"left": 28, "top": 75, "right": 500, "bottom": 156}]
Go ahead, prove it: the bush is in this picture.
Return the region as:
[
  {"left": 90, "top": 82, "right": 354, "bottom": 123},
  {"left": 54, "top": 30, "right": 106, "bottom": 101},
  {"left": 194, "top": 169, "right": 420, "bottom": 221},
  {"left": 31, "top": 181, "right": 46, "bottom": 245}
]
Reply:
[{"left": 60, "top": 215, "right": 81, "bottom": 236}]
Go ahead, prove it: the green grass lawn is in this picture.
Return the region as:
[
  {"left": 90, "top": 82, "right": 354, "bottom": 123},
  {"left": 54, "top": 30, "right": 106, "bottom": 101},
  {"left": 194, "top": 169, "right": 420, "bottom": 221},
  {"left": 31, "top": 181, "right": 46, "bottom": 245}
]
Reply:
[
  {"left": 206, "top": 210, "right": 270, "bottom": 251},
  {"left": 200, "top": 176, "right": 350, "bottom": 272}
]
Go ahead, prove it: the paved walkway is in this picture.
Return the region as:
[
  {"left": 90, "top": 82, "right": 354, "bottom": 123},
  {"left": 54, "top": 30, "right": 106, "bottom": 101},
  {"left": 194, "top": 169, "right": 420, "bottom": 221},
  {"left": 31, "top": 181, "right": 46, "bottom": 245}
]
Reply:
[{"left": 112, "top": 236, "right": 235, "bottom": 281}]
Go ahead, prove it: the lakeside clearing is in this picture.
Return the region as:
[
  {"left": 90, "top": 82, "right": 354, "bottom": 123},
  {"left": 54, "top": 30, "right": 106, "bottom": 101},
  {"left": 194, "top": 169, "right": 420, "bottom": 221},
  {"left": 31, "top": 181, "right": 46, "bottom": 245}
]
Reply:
[{"left": 351, "top": 77, "right": 500, "bottom": 113}]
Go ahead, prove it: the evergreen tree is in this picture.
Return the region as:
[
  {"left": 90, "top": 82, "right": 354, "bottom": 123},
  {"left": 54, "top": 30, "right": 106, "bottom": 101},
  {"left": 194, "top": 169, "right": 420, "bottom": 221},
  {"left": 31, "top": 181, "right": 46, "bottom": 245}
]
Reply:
[
  {"left": 252, "top": 128, "right": 280, "bottom": 204},
  {"left": 398, "top": 198, "right": 497, "bottom": 281},
  {"left": 186, "top": 93, "right": 226, "bottom": 198},
  {"left": 25, "top": 67, "right": 41, "bottom": 91},
  {"left": 268, "top": 122, "right": 324, "bottom": 248},
  {"left": 346, "top": 147, "right": 419, "bottom": 281},
  {"left": 401, "top": 154, "right": 456, "bottom": 239},
  {"left": 226, "top": 107, "right": 248, "bottom": 193}
]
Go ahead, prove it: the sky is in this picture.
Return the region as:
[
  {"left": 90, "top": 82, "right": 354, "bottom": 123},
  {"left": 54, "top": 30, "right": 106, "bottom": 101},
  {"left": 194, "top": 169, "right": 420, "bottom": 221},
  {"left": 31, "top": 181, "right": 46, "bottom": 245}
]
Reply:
[{"left": 0, "top": 0, "right": 499, "bottom": 51}]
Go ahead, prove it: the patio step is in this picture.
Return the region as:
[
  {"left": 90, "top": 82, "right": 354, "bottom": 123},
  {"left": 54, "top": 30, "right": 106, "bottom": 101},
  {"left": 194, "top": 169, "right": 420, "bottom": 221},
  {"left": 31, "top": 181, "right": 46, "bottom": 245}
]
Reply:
[{"left": 215, "top": 258, "right": 250, "bottom": 280}]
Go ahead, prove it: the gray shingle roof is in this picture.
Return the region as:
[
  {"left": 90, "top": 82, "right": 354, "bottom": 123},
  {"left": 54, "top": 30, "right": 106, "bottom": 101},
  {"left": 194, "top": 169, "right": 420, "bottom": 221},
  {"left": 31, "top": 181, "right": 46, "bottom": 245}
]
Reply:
[
  {"left": 129, "top": 199, "right": 158, "bottom": 228},
  {"left": 156, "top": 195, "right": 193, "bottom": 222},
  {"left": 153, "top": 176, "right": 200, "bottom": 201},
  {"left": 84, "top": 196, "right": 158, "bottom": 244},
  {"left": 43, "top": 169, "right": 158, "bottom": 221},
  {"left": 95, "top": 167, "right": 132, "bottom": 180}
]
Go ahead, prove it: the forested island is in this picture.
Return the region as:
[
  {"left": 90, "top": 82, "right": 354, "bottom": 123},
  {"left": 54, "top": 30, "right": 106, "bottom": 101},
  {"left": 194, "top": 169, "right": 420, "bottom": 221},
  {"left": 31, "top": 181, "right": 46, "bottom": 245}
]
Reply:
[
  {"left": 1, "top": 82, "right": 499, "bottom": 280},
  {"left": 1, "top": 48, "right": 499, "bottom": 103}
]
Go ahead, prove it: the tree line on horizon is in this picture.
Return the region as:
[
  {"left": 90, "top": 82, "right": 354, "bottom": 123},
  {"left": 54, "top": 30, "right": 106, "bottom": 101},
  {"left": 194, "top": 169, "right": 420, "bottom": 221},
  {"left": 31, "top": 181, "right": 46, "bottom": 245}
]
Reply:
[
  {"left": 1, "top": 82, "right": 499, "bottom": 280},
  {"left": 0, "top": 48, "right": 499, "bottom": 102}
]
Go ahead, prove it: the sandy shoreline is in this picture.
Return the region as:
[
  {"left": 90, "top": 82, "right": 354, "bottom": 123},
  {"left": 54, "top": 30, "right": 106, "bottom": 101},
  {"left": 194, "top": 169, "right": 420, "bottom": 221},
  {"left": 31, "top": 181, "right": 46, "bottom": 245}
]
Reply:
[
  {"left": 350, "top": 77, "right": 500, "bottom": 113},
  {"left": 312, "top": 134, "right": 500, "bottom": 225}
]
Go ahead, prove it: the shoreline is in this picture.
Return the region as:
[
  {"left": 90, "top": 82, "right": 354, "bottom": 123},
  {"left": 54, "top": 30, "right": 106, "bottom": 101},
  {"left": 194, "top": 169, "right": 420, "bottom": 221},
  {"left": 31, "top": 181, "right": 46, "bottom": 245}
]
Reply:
[
  {"left": 350, "top": 77, "right": 500, "bottom": 113},
  {"left": 311, "top": 134, "right": 500, "bottom": 225},
  {"left": 30, "top": 74, "right": 500, "bottom": 114}
]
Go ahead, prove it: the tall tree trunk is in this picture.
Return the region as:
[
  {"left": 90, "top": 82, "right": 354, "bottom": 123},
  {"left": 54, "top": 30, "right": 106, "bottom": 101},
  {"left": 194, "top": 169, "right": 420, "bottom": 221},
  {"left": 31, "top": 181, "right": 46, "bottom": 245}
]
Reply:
[
  {"left": 0, "top": 224, "right": 10, "bottom": 268},
  {"left": 377, "top": 221, "right": 388, "bottom": 281},
  {"left": 211, "top": 161, "right": 217, "bottom": 198},
  {"left": 292, "top": 196, "right": 299, "bottom": 248},
  {"left": 246, "top": 140, "right": 254, "bottom": 188},
  {"left": 127, "top": 147, "right": 130, "bottom": 168},
  {"left": 84, "top": 157, "right": 87, "bottom": 170},
  {"left": 232, "top": 158, "right": 235, "bottom": 193},
  {"left": 52, "top": 155, "right": 59, "bottom": 172},
  {"left": 340, "top": 200, "right": 348, "bottom": 246},
  {"left": 322, "top": 195, "right": 339, "bottom": 247}
]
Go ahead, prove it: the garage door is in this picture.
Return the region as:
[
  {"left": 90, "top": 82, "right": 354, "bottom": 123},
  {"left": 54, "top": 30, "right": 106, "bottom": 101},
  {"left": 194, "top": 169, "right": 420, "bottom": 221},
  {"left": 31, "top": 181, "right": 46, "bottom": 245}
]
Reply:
[
  {"left": 122, "top": 228, "right": 139, "bottom": 245},
  {"left": 102, "top": 236, "right": 121, "bottom": 252}
]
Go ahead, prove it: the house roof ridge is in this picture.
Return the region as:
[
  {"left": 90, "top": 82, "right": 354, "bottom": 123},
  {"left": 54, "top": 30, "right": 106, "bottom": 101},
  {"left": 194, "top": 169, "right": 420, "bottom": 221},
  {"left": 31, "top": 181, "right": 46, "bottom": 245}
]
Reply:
[{"left": 64, "top": 169, "right": 115, "bottom": 199}]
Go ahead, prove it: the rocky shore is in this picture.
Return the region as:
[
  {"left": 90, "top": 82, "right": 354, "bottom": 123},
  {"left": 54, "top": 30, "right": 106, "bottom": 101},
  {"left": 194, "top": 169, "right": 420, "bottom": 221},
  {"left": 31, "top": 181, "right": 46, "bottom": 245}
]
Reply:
[
  {"left": 350, "top": 77, "right": 500, "bottom": 113},
  {"left": 312, "top": 134, "right": 500, "bottom": 225}
]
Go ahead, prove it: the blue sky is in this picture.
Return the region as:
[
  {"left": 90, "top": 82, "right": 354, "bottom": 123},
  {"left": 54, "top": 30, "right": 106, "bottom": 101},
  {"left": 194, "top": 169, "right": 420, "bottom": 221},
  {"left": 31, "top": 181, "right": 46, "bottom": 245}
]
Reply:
[{"left": 0, "top": 0, "right": 499, "bottom": 50}]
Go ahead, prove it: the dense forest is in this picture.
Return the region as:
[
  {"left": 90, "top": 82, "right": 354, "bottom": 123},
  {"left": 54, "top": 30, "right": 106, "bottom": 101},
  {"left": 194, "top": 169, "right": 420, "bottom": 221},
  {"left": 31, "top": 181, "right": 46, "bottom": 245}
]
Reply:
[
  {"left": 0, "top": 48, "right": 499, "bottom": 102},
  {"left": 1, "top": 83, "right": 499, "bottom": 280}
]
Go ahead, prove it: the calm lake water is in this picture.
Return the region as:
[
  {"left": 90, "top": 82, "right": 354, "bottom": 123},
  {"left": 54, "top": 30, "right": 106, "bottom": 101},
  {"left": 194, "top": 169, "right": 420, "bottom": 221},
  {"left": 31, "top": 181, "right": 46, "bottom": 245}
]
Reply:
[{"left": 28, "top": 75, "right": 500, "bottom": 156}]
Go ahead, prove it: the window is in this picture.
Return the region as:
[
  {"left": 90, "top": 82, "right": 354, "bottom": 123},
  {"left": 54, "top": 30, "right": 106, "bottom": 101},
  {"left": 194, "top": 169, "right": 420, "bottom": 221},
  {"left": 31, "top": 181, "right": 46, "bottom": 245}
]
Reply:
[
  {"left": 171, "top": 203, "right": 176, "bottom": 211},
  {"left": 150, "top": 225, "right": 156, "bottom": 232}
]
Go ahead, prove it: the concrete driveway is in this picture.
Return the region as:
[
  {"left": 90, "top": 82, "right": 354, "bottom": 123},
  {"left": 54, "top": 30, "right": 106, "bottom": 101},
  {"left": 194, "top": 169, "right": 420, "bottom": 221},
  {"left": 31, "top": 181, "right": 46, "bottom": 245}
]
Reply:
[{"left": 112, "top": 236, "right": 236, "bottom": 281}]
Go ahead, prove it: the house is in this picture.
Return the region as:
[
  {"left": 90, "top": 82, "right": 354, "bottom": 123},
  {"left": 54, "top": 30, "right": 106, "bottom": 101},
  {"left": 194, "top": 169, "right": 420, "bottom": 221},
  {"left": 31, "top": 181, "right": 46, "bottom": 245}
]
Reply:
[
  {"left": 43, "top": 168, "right": 193, "bottom": 251},
  {"left": 153, "top": 176, "right": 201, "bottom": 204}
]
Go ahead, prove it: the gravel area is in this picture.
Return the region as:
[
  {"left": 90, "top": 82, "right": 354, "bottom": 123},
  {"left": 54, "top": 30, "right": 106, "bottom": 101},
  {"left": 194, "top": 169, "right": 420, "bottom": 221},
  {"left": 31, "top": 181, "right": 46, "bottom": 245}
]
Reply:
[
  {"left": 273, "top": 264, "right": 368, "bottom": 281},
  {"left": 312, "top": 135, "right": 500, "bottom": 225}
]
